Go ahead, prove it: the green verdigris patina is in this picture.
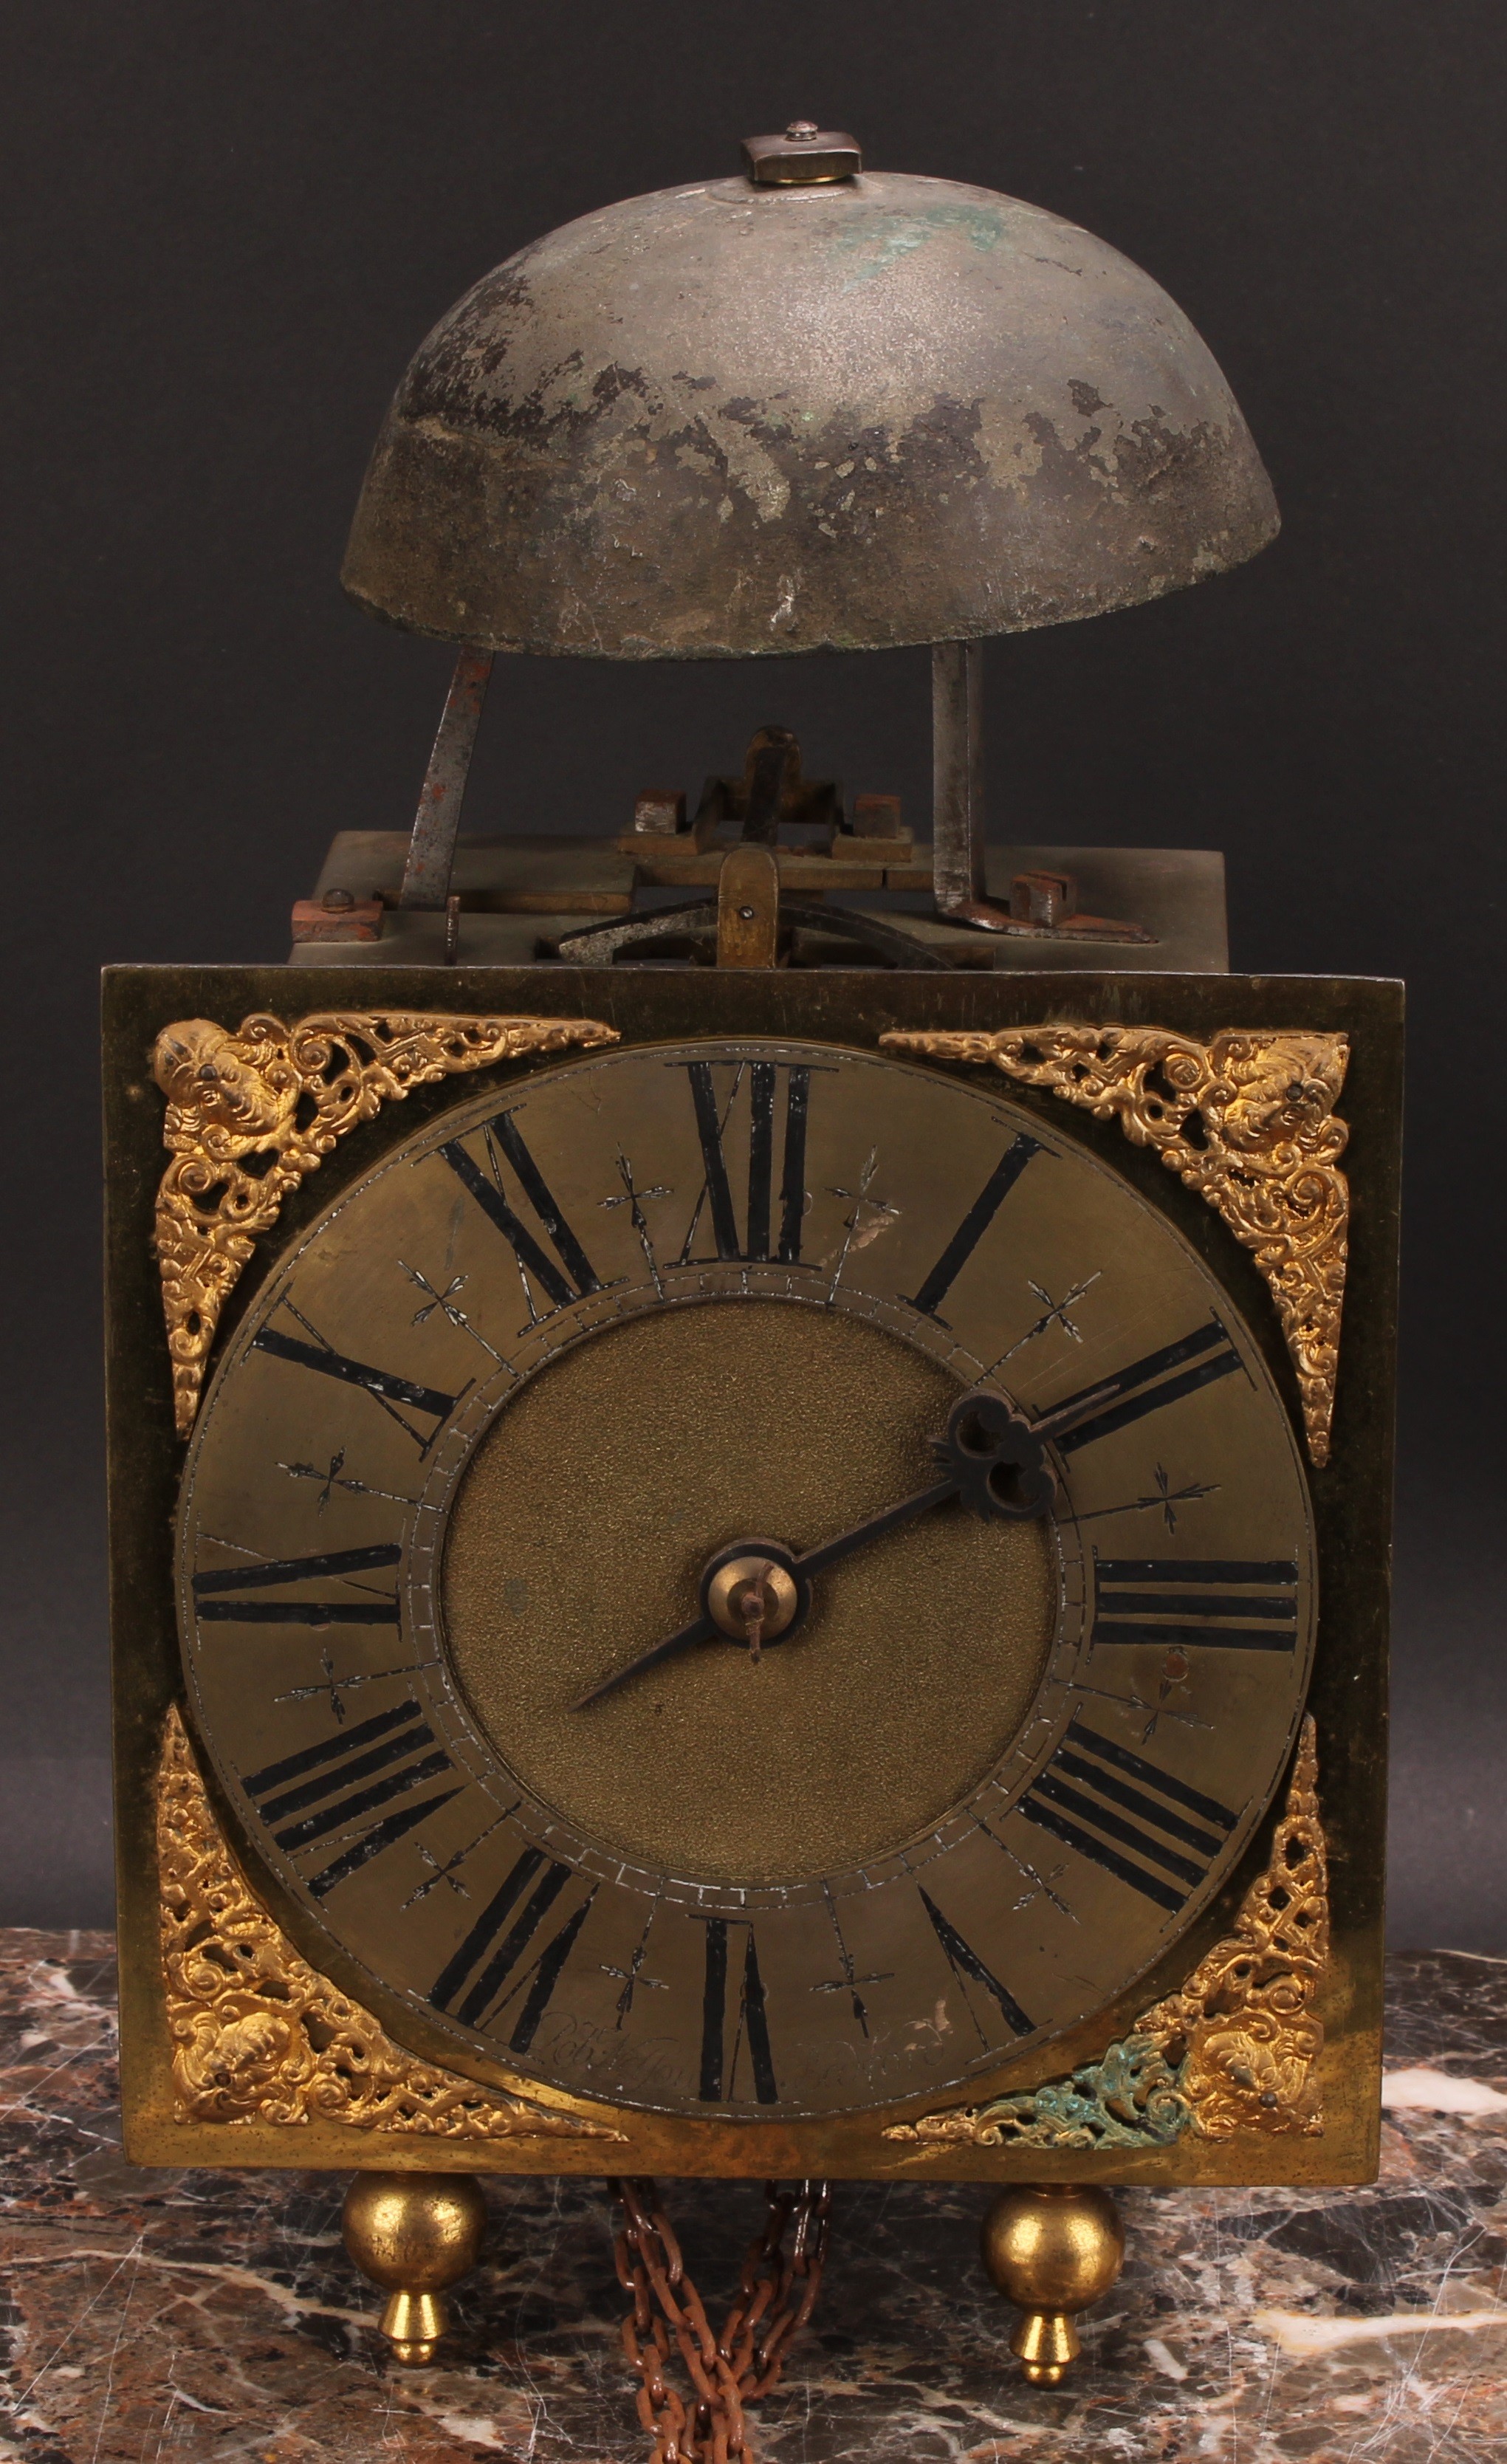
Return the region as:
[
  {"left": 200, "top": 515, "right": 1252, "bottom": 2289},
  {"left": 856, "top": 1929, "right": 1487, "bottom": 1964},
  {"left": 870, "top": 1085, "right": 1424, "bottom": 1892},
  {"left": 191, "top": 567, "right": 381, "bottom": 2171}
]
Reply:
[
  {"left": 888, "top": 2029, "right": 1192, "bottom": 2154},
  {"left": 343, "top": 165, "right": 1277, "bottom": 659}
]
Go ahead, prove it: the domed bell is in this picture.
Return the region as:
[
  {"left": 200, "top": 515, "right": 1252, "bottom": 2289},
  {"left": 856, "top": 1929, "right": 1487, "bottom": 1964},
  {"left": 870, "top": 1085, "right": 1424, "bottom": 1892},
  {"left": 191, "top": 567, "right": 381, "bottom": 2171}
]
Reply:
[
  {"left": 337, "top": 126, "right": 1275, "bottom": 944},
  {"left": 343, "top": 130, "right": 1277, "bottom": 660}
]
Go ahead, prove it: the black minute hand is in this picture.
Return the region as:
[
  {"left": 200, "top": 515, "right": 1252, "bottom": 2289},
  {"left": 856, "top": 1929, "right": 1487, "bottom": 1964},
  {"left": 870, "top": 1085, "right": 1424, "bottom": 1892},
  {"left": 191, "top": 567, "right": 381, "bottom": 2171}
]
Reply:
[
  {"left": 571, "top": 1390, "right": 1054, "bottom": 1711},
  {"left": 571, "top": 1602, "right": 720, "bottom": 1710}
]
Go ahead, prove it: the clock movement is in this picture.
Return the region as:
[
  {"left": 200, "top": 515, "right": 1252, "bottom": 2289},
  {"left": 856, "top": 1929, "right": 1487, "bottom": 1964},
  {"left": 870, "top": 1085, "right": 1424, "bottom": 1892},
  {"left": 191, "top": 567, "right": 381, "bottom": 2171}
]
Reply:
[{"left": 105, "top": 120, "right": 1398, "bottom": 2451}]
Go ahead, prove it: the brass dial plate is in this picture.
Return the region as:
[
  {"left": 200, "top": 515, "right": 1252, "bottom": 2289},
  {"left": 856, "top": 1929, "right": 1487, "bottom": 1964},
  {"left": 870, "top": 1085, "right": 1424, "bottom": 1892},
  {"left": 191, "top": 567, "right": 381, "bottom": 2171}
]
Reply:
[{"left": 176, "top": 1038, "right": 1316, "bottom": 2121}]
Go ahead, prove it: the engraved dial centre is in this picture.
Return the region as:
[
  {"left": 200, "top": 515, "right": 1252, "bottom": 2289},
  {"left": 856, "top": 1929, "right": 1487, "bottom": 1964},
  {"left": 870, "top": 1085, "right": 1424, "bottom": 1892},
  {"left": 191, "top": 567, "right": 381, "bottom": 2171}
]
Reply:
[{"left": 442, "top": 1300, "right": 1058, "bottom": 1884}]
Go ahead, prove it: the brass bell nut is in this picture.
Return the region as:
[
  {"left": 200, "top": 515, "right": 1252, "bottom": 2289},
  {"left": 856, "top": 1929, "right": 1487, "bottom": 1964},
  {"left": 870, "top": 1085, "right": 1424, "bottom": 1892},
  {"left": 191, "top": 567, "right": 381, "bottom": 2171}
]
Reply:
[{"left": 980, "top": 2185, "right": 1125, "bottom": 2385}]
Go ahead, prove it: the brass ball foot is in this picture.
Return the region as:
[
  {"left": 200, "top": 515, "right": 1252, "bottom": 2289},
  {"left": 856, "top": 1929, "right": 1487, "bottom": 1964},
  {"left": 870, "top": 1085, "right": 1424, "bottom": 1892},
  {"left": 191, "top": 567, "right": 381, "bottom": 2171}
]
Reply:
[
  {"left": 341, "top": 2172, "right": 487, "bottom": 2367},
  {"left": 980, "top": 2183, "right": 1125, "bottom": 2387}
]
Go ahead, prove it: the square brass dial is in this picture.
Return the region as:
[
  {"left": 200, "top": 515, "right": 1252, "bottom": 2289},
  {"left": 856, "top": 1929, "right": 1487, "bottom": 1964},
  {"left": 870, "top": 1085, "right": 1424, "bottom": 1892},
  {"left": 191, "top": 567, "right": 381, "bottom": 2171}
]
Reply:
[{"left": 105, "top": 964, "right": 1399, "bottom": 2186}]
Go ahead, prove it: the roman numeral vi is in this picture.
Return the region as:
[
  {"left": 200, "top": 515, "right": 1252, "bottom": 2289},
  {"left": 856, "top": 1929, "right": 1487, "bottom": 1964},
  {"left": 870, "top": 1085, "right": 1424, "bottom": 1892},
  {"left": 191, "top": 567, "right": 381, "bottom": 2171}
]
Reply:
[{"left": 696, "top": 1918, "right": 778, "bottom": 2104}]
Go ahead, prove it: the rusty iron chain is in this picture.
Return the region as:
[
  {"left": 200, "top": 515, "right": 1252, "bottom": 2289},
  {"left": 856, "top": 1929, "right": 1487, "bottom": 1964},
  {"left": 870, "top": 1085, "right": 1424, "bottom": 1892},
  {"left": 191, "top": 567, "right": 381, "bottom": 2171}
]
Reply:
[{"left": 610, "top": 2176, "right": 831, "bottom": 2464}]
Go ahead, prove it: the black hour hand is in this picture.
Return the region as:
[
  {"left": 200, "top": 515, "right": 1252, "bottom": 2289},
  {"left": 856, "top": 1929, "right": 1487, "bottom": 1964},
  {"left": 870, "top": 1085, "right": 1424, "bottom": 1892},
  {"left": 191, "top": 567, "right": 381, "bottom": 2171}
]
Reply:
[{"left": 936, "top": 1390, "right": 1057, "bottom": 1523}]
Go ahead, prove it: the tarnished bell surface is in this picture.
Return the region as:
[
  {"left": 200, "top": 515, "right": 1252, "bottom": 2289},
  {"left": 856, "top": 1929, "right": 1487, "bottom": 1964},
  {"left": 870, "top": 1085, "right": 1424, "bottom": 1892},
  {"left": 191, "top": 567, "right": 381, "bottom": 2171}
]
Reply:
[{"left": 342, "top": 166, "right": 1278, "bottom": 659}]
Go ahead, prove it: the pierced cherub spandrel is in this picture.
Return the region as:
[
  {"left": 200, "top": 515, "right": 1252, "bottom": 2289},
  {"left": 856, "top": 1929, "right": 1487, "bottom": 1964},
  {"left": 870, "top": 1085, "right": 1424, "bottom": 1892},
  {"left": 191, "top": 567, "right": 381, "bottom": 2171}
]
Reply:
[
  {"left": 151, "top": 1009, "right": 617, "bottom": 1436},
  {"left": 879, "top": 1022, "right": 1350, "bottom": 1462}
]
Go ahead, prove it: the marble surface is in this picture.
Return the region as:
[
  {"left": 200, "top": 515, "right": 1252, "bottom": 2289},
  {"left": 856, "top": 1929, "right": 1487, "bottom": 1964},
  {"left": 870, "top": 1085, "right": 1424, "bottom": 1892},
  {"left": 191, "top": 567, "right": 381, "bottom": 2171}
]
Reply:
[{"left": 3, "top": 1932, "right": 1506, "bottom": 2461}]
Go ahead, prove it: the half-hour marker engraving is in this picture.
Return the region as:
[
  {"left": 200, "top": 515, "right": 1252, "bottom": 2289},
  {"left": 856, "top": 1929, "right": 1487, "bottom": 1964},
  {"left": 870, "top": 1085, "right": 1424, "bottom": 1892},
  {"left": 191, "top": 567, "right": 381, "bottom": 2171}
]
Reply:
[
  {"left": 275, "top": 1652, "right": 435, "bottom": 1720},
  {"left": 601, "top": 1153, "right": 673, "bottom": 1300},
  {"left": 809, "top": 1886, "right": 891, "bottom": 2038},
  {"left": 428, "top": 1850, "right": 572, "bottom": 2029},
  {"left": 277, "top": 1451, "right": 417, "bottom": 1512},
  {"left": 253, "top": 1309, "right": 463, "bottom": 1452},
  {"left": 1074, "top": 1463, "right": 1220, "bottom": 1536},
  {"left": 903, "top": 1133, "right": 1042, "bottom": 1324},
  {"left": 439, "top": 1111, "right": 602, "bottom": 1319},
  {"left": 1075, "top": 1664, "right": 1212, "bottom": 1749},
  {"left": 1093, "top": 1557, "right": 1300, "bottom": 1651},
  {"left": 240, "top": 1700, "right": 459, "bottom": 1898},
  {"left": 1040, "top": 1317, "right": 1244, "bottom": 1454},
  {"left": 399, "top": 1262, "right": 506, "bottom": 1362},
  {"left": 918, "top": 1890, "right": 1034, "bottom": 2039},
  {"left": 601, "top": 1903, "right": 669, "bottom": 2028},
  {"left": 695, "top": 1918, "right": 778, "bottom": 2104},
  {"left": 678, "top": 1060, "right": 813, "bottom": 1264},
  {"left": 825, "top": 1147, "right": 899, "bottom": 1298},
  {"left": 1019, "top": 1720, "right": 1238, "bottom": 1913},
  {"left": 986, "top": 1269, "right": 1102, "bottom": 1371},
  {"left": 975, "top": 1820, "right": 1076, "bottom": 1920},
  {"left": 194, "top": 1543, "right": 401, "bottom": 1626},
  {"left": 402, "top": 1808, "right": 515, "bottom": 1908}
]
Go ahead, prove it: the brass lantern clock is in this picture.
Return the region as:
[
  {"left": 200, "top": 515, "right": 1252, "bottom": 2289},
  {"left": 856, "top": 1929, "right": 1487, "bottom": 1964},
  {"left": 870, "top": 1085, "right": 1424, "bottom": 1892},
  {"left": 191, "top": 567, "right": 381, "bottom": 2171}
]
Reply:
[{"left": 106, "top": 121, "right": 1397, "bottom": 2432}]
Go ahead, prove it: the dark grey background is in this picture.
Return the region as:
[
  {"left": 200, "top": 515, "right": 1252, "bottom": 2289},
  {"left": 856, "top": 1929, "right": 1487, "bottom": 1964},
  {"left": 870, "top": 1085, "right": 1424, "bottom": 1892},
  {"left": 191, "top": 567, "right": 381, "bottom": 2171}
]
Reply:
[{"left": 1, "top": 4, "right": 1500, "bottom": 1942}]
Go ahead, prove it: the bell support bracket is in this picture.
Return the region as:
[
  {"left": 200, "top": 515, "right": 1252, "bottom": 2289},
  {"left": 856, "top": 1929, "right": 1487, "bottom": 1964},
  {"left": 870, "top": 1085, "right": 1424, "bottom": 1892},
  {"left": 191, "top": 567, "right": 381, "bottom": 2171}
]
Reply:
[
  {"left": 930, "top": 641, "right": 1152, "bottom": 941},
  {"left": 933, "top": 639, "right": 1009, "bottom": 930},
  {"left": 398, "top": 646, "right": 494, "bottom": 911}
]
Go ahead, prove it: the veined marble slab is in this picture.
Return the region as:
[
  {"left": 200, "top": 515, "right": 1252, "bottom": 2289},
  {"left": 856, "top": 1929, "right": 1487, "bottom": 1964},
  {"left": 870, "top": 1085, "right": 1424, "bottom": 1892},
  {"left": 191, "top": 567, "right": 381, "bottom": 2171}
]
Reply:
[{"left": 2, "top": 1932, "right": 1506, "bottom": 2461}]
